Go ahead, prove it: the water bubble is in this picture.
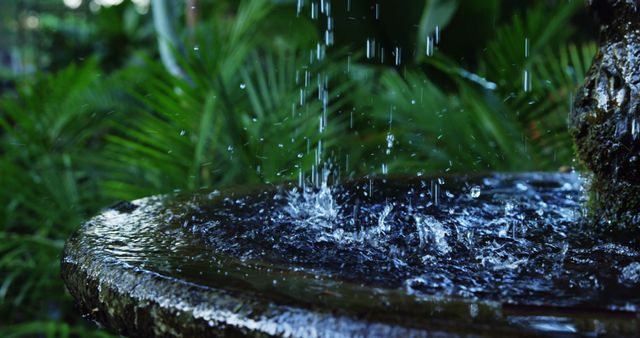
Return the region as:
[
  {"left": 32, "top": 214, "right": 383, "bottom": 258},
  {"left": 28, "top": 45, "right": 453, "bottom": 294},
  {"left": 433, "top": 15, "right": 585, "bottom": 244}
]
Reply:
[
  {"left": 411, "top": 99, "right": 416, "bottom": 105},
  {"left": 469, "top": 185, "right": 481, "bottom": 199}
]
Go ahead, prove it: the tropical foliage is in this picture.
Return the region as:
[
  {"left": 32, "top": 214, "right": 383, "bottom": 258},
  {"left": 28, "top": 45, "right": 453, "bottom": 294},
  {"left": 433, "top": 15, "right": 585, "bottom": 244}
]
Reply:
[{"left": 0, "top": 0, "right": 596, "bottom": 336}]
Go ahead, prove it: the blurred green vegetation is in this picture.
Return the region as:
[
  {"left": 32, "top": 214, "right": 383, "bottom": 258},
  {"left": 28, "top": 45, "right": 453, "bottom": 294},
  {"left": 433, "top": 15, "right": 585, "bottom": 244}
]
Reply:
[{"left": 0, "top": 0, "right": 596, "bottom": 336}]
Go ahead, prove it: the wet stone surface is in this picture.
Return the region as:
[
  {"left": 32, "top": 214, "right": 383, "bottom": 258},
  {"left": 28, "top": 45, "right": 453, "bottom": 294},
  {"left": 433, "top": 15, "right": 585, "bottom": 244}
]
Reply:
[
  {"left": 62, "top": 173, "right": 640, "bottom": 337},
  {"left": 570, "top": 0, "right": 640, "bottom": 226}
]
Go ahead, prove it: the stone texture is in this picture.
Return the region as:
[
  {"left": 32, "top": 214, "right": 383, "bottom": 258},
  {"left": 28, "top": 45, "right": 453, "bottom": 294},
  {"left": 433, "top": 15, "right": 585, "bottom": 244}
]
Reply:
[{"left": 570, "top": 0, "right": 640, "bottom": 232}]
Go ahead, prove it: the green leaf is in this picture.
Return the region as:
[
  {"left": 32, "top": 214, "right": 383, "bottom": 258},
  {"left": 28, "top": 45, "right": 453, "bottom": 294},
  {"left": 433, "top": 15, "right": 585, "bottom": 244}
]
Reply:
[{"left": 416, "top": 0, "right": 458, "bottom": 62}]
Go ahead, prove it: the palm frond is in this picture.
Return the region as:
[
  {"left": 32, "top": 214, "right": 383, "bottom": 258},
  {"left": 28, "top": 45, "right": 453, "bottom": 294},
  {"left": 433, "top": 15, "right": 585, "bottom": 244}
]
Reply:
[{"left": 363, "top": 69, "right": 532, "bottom": 174}]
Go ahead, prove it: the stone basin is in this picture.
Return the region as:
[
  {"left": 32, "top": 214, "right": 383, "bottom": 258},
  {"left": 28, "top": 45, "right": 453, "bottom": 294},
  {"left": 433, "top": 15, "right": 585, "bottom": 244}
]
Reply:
[{"left": 61, "top": 173, "right": 640, "bottom": 337}]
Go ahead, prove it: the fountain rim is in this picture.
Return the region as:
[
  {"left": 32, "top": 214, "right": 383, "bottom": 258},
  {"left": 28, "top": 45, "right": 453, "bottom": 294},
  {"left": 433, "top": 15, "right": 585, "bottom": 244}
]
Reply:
[
  {"left": 62, "top": 223, "right": 519, "bottom": 337},
  {"left": 61, "top": 172, "right": 638, "bottom": 337}
]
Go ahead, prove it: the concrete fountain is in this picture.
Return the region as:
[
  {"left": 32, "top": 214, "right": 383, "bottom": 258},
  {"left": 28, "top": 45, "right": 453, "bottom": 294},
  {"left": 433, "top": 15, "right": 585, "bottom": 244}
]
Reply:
[{"left": 62, "top": 1, "right": 640, "bottom": 336}]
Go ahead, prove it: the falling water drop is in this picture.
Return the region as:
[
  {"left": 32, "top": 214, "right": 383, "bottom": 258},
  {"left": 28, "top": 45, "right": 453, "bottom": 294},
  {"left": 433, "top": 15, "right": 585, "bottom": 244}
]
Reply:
[
  {"left": 366, "top": 38, "right": 376, "bottom": 59},
  {"left": 311, "top": 1, "right": 318, "bottom": 19},
  {"left": 296, "top": 0, "right": 304, "bottom": 16},
  {"left": 386, "top": 132, "right": 394, "bottom": 155},
  {"left": 394, "top": 47, "right": 402, "bottom": 66},
  {"left": 523, "top": 69, "right": 531, "bottom": 92},
  {"left": 425, "top": 36, "right": 434, "bottom": 56}
]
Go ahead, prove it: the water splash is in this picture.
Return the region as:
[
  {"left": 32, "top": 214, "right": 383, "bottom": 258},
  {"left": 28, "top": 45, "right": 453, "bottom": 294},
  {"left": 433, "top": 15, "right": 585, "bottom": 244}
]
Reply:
[
  {"left": 413, "top": 214, "right": 450, "bottom": 254},
  {"left": 90, "top": 172, "right": 640, "bottom": 312},
  {"left": 469, "top": 185, "right": 481, "bottom": 198}
]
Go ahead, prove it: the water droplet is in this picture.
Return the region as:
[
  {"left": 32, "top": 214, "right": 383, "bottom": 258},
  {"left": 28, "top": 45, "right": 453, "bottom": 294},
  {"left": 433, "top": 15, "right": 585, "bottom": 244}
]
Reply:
[
  {"left": 366, "top": 38, "right": 376, "bottom": 59},
  {"left": 207, "top": 190, "right": 220, "bottom": 200},
  {"left": 469, "top": 185, "right": 481, "bottom": 199},
  {"left": 179, "top": 130, "right": 186, "bottom": 136},
  {"left": 240, "top": 83, "right": 246, "bottom": 90},
  {"left": 310, "top": 1, "right": 318, "bottom": 19},
  {"left": 386, "top": 133, "right": 394, "bottom": 155},
  {"left": 523, "top": 69, "right": 531, "bottom": 92},
  {"left": 469, "top": 303, "right": 479, "bottom": 318},
  {"left": 425, "top": 36, "right": 434, "bottom": 56},
  {"left": 394, "top": 46, "right": 402, "bottom": 66},
  {"left": 296, "top": 0, "right": 303, "bottom": 16}
]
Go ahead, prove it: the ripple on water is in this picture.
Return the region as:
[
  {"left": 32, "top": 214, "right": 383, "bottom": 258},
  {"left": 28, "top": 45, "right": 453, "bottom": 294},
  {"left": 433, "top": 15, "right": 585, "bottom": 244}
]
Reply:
[{"left": 87, "top": 173, "right": 640, "bottom": 312}]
